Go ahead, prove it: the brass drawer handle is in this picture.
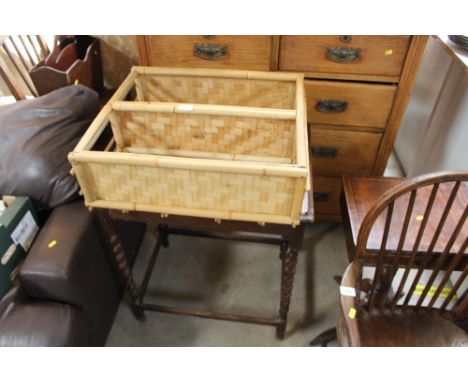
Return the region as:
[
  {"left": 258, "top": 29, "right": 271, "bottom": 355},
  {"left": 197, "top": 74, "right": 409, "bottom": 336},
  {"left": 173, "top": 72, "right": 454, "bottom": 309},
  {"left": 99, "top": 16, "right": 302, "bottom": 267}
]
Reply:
[
  {"left": 312, "top": 146, "right": 338, "bottom": 158},
  {"left": 326, "top": 46, "right": 361, "bottom": 63},
  {"left": 316, "top": 100, "right": 348, "bottom": 113},
  {"left": 194, "top": 43, "right": 228, "bottom": 60},
  {"left": 314, "top": 192, "right": 329, "bottom": 203}
]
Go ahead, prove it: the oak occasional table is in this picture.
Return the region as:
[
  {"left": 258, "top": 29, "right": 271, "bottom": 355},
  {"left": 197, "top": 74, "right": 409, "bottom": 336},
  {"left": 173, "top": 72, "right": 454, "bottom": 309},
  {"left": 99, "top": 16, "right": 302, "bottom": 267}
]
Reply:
[{"left": 95, "top": 193, "right": 313, "bottom": 340}]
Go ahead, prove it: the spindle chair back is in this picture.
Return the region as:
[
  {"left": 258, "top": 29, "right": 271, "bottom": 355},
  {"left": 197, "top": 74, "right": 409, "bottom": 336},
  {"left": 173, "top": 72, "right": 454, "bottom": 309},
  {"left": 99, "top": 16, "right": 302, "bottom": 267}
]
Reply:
[
  {"left": 337, "top": 171, "right": 468, "bottom": 346},
  {"left": 0, "top": 35, "right": 50, "bottom": 100}
]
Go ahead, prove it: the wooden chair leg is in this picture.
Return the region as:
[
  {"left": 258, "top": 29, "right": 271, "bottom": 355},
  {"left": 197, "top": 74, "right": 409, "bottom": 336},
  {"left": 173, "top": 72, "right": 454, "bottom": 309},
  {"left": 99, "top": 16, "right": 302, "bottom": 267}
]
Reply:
[{"left": 309, "top": 327, "right": 337, "bottom": 347}]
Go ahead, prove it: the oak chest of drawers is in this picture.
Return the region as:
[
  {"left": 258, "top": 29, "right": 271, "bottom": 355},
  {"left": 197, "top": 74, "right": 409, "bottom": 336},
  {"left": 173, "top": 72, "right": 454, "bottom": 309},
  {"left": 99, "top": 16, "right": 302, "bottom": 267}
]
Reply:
[{"left": 137, "top": 35, "right": 428, "bottom": 221}]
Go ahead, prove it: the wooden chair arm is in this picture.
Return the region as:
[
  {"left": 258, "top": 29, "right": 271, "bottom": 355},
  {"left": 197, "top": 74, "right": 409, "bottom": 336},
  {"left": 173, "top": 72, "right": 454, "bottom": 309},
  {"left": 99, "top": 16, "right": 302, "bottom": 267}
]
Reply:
[{"left": 339, "top": 261, "right": 362, "bottom": 346}]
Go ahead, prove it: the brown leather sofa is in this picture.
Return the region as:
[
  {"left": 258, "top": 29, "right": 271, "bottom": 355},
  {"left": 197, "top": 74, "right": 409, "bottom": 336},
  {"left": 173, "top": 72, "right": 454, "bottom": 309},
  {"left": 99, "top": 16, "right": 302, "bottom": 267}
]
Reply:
[
  {"left": 0, "top": 201, "right": 145, "bottom": 346},
  {"left": 0, "top": 85, "right": 145, "bottom": 346}
]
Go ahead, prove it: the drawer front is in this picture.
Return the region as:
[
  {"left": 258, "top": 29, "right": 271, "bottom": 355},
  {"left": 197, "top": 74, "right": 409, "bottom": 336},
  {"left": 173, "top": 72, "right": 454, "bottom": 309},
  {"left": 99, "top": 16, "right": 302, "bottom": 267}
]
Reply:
[
  {"left": 142, "top": 36, "right": 273, "bottom": 70},
  {"left": 313, "top": 176, "right": 343, "bottom": 218},
  {"left": 305, "top": 80, "right": 396, "bottom": 128},
  {"left": 310, "top": 126, "right": 382, "bottom": 176},
  {"left": 279, "top": 36, "right": 411, "bottom": 77}
]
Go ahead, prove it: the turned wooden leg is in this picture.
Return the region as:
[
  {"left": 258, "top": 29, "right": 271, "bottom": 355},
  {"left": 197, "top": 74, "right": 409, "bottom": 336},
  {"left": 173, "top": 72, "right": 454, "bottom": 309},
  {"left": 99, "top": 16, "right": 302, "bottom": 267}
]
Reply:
[
  {"left": 276, "top": 245, "right": 299, "bottom": 339},
  {"left": 158, "top": 224, "right": 170, "bottom": 248},
  {"left": 276, "top": 224, "right": 304, "bottom": 339},
  {"left": 96, "top": 209, "right": 145, "bottom": 322}
]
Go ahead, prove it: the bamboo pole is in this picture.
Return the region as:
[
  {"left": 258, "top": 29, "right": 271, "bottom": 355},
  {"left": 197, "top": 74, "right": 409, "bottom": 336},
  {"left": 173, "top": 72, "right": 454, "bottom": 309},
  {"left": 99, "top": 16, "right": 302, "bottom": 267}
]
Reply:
[
  {"left": 247, "top": 71, "right": 302, "bottom": 82},
  {"left": 290, "top": 177, "right": 306, "bottom": 222},
  {"left": 134, "top": 76, "right": 145, "bottom": 101},
  {"left": 109, "top": 69, "right": 138, "bottom": 103},
  {"left": 112, "top": 100, "right": 296, "bottom": 120},
  {"left": 295, "top": 76, "right": 307, "bottom": 168},
  {"left": 73, "top": 70, "right": 137, "bottom": 152},
  {"left": 108, "top": 111, "right": 125, "bottom": 150},
  {"left": 134, "top": 66, "right": 249, "bottom": 79},
  {"left": 69, "top": 162, "right": 94, "bottom": 204},
  {"left": 133, "top": 66, "right": 300, "bottom": 82},
  {"left": 89, "top": 200, "right": 295, "bottom": 226},
  {"left": 174, "top": 104, "right": 296, "bottom": 119},
  {"left": 69, "top": 151, "right": 308, "bottom": 178},
  {"left": 73, "top": 104, "right": 111, "bottom": 152},
  {"left": 303, "top": 94, "right": 311, "bottom": 192},
  {"left": 126, "top": 146, "right": 292, "bottom": 164},
  {"left": 112, "top": 101, "right": 176, "bottom": 113},
  {"left": 104, "top": 137, "right": 115, "bottom": 152}
]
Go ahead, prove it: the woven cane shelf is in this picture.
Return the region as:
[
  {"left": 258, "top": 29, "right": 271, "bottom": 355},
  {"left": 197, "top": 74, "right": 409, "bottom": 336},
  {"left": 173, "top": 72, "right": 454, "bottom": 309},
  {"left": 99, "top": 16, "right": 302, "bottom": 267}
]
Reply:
[{"left": 69, "top": 66, "right": 311, "bottom": 226}]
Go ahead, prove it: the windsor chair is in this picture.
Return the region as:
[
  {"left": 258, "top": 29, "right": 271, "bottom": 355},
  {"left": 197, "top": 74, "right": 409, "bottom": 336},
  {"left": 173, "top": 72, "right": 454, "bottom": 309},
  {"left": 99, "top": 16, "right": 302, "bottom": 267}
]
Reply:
[
  {"left": 0, "top": 35, "right": 50, "bottom": 100},
  {"left": 312, "top": 171, "right": 468, "bottom": 346}
]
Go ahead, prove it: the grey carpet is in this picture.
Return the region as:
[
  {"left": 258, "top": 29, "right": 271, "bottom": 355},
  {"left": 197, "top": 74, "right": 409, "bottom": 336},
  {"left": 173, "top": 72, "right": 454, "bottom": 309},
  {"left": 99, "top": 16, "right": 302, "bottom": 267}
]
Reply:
[{"left": 107, "top": 221, "right": 348, "bottom": 346}]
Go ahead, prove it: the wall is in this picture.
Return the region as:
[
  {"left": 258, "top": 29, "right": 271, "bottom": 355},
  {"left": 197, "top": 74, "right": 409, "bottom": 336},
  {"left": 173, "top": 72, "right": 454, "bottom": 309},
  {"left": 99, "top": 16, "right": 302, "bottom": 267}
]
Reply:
[
  {"left": 395, "top": 37, "right": 468, "bottom": 176},
  {"left": 95, "top": 35, "right": 139, "bottom": 89}
]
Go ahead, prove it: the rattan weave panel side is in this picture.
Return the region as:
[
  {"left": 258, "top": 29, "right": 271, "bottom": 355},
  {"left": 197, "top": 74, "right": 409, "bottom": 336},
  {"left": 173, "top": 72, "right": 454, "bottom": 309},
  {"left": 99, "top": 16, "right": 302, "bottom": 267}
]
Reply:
[
  {"left": 111, "top": 110, "right": 294, "bottom": 158},
  {"left": 83, "top": 162, "right": 296, "bottom": 216},
  {"left": 140, "top": 75, "right": 296, "bottom": 109}
]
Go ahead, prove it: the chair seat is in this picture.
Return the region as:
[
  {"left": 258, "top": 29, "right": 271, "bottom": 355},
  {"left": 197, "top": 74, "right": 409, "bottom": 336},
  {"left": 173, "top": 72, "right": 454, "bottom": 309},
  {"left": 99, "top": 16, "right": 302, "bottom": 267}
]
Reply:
[{"left": 339, "top": 309, "right": 468, "bottom": 346}]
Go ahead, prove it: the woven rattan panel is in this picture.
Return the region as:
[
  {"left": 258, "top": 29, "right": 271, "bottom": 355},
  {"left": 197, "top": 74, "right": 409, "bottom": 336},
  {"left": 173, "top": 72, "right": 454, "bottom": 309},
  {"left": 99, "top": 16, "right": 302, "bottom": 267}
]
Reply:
[
  {"left": 139, "top": 75, "right": 296, "bottom": 109},
  {"left": 111, "top": 110, "right": 294, "bottom": 158},
  {"left": 84, "top": 163, "right": 296, "bottom": 216}
]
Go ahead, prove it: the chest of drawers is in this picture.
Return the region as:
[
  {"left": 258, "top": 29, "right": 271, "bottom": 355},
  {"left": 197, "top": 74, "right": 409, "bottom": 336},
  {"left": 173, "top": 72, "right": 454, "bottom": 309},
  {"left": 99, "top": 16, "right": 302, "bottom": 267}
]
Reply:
[{"left": 137, "top": 35, "right": 428, "bottom": 221}]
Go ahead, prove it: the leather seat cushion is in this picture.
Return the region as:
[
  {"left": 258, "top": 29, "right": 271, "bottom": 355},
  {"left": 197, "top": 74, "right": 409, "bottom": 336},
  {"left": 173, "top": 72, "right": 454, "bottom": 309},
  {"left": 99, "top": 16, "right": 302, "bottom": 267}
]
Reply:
[
  {"left": 0, "top": 286, "right": 90, "bottom": 347},
  {"left": 339, "top": 310, "right": 468, "bottom": 347}
]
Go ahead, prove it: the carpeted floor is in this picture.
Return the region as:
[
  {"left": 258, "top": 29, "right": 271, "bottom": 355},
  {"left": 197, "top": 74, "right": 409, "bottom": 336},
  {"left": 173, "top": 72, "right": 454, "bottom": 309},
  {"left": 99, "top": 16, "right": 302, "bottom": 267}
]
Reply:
[
  {"left": 106, "top": 154, "right": 404, "bottom": 346},
  {"left": 106, "top": 221, "right": 348, "bottom": 346}
]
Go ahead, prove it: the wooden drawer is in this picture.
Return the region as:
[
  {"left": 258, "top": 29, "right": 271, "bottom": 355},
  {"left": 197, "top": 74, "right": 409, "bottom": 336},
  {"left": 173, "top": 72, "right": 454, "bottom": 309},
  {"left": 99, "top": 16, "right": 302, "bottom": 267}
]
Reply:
[
  {"left": 279, "top": 36, "right": 411, "bottom": 79},
  {"left": 305, "top": 80, "right": 396, "bottom": 128},
  {"left": 140, "top": 36, "right": 273, "bottom": 71},
  {"left": 313, "top": 176, "right": 343, "bottom": 220},
  {"left": 309, "top": 126, "right": 382, "bottom": 176}
]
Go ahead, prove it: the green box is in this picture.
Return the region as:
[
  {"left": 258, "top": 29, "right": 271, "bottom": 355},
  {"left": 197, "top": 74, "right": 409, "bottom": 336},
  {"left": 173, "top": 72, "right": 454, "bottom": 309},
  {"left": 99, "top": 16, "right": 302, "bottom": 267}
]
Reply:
[{"left": 0, "top": 196, "right": 40, "bottom": 298}]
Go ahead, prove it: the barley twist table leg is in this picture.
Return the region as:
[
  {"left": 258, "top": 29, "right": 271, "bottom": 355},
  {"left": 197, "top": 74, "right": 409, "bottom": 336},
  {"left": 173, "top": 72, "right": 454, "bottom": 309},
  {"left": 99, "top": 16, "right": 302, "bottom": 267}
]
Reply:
[
  {"left": 96, "top": 209, "right": 145, "bottom": 322},
  {"left": 276, "top": 245, "right": 299, "bottom": 339},
  {"left": 159, "top": 224, "right": 170, "bottom": 248}
]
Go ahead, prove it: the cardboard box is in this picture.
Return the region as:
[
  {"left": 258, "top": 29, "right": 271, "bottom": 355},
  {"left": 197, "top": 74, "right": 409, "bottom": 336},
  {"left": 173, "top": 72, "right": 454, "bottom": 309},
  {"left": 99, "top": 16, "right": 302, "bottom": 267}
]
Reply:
[{"left": 0, "top": 196, "right": 40, "bottom": 298}]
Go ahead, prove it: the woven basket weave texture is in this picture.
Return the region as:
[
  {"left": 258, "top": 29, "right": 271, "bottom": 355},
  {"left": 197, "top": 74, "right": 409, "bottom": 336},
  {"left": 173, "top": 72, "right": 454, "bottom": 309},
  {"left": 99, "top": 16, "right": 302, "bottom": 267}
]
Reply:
[
  {"left": 111, "top": 110, "right": 294, "bottom": 159},
  {"left": 138, "top": 75, "right": 296, "bottom": 109},
  {"left": 84, "top": 162, "right": 296, "bottom": 216}
]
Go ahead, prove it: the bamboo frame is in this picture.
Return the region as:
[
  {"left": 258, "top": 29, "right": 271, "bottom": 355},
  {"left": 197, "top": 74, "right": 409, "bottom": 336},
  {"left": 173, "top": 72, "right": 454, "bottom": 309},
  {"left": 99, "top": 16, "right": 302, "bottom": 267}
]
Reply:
[
  {"left": 132, "top": 66, "right": 301, "bottom": 81},
  {"left": 88, "top": 200, "right": 296, "bottom": 226},
  {"left": 125, "top": 147, "right": 292, "bottom": 164},
  {"left": 70, "top": 67, "right": 310, "bottom": 226},
  {"left": 69, "top": 151, "right": 307, "bottom": 178},
  {"left": 74, "top": 70, "right": 138, "bottom": 152},
  {"left": 295, "top": 76, "right": 307, "bottom": 168},
  {"left": 112, "top": 101, "right": 297, "bottom": 120}
]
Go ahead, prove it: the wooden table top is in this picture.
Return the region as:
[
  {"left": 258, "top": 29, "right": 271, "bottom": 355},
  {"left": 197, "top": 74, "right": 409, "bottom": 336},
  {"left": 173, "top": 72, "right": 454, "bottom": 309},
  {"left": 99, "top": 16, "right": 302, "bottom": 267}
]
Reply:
[{"left": 342, "top": 176, "right": 468, "bottom": 255}]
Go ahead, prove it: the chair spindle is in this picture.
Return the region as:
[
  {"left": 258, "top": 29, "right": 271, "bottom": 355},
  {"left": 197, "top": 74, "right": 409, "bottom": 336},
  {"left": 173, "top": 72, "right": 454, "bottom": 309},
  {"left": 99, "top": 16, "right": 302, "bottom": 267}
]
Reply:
[
  {"left": 415, "top": 198, "right": 467, "bottom": 309},
  {"left": 368, "top": 201, "right": 394, "bottom": 310},
  {"left": 392, "top": 183, "right": 439, "bottom": 309}
]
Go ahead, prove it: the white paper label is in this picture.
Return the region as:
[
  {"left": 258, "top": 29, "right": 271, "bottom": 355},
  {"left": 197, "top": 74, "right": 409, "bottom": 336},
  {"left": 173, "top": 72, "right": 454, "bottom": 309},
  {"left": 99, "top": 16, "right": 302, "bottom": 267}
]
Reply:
[
  {"left": 177, "top": 104, "right": 194, "bottom": 111},
  {"left": 10, "top": 211, "right": 39, "bottom": 251},
  {"left": 340, "top": 286, "right": 356, "bottom": 297}
]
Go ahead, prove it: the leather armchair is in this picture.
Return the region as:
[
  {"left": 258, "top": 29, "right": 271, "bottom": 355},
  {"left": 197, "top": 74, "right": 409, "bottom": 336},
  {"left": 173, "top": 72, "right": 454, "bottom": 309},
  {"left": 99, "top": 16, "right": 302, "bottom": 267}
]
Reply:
[{"left": 0, "top": 201, "right": 145, "bottom": 346}]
